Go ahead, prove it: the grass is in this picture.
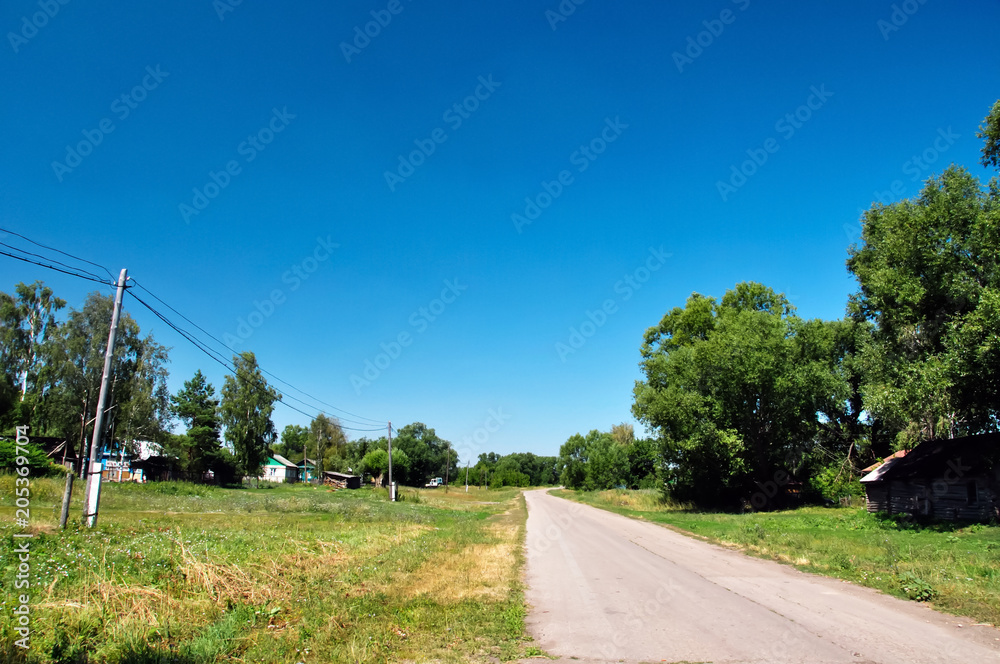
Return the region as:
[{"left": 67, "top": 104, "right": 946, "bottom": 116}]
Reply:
[
  {"left": 0, "top": 477, "right": 535, "bottom": 663},
  {"left": 554, "top": 488, "right": 1000, "bottom": 626}
]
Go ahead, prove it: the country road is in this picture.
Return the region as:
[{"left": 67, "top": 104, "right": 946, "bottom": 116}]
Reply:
[{"left": 522, "top": 489, "right": 1000, "bottom": 664}]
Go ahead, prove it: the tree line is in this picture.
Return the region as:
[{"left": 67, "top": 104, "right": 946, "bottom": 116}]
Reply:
[{"left": 562, "top": 100, "right": 1000, "bottom": 508}]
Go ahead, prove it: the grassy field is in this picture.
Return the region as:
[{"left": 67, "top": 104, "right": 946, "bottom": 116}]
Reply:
[
  {"left": 554, "top": 488, "right": 1000, "bottom": 626},
  {"left": 0, "top": 477, "right": 532, "bottom": 663}
]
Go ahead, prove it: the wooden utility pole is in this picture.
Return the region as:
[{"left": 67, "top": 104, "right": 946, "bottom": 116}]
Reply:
[
  {"left": 465, "top": 462, "right": 469, "bottom": 493},
  {"left": 387, "top": 421, "right": 393, "bottom": 501},
  {"left": 82, "top": 268, "right": 127, "bottom": 527}
]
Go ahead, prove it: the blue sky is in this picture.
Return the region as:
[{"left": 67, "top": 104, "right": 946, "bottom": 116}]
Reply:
[{"left": 2, "top": 0, "right": 999, "bottom": 462}]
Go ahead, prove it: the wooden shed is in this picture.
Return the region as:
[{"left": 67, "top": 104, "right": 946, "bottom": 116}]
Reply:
[{"left": 860, "top": 433, "right": 1000, "bottom": 521}]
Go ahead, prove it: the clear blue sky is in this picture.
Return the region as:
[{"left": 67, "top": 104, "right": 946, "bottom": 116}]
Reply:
[{"left": 2, "top": 0, "right": 999, "bottom": 463}]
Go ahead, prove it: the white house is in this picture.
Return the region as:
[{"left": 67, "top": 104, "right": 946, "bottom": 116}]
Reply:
[{"left": 261, "top": 455, "right": 299, "bottom": 482}]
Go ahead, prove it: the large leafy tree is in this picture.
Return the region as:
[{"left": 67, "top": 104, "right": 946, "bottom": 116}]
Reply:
[
  {"left": 0, "top": 282, "right": 66, "bottom": 430},
  {"left": 275, "top": 424, "right": 310, "bottom": 464},
  {"left": 169, "top": 370, "right": 223, "bottom": 476},
  {"left": 847, "top": 114, "right": 1000, "bottom": 445},
  {"left": 220, "top": 352, "right": 280, "bottom": 484},
  {"left": 41, "top": 292, "right": 170, "bottom": 457},
  {"left": 310, "top": 413, "right": 346, "bottom": 476},
  {"left": 632, "top": 282, "right": 839, "bottom": 506},
  {"left": 391, "top": 422, "right": 455, "bottom": 485}
]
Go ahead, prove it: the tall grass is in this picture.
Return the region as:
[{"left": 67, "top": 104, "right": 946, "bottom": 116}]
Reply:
[{"left": 0, "top": 481, "right": 533, "bottom": 663}]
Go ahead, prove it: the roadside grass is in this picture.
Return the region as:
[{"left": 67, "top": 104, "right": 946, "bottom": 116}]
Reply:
[
  {"left": 554, "top": 488, "right": 1000, "bottom": 626},
  {"left": 0, "top": 479, "right": 531, "bottom": 663}
]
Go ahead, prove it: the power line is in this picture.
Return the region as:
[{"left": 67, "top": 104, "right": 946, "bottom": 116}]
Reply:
[
  {"left": 130, "top": 278, "right": 386, "bottom": 426},
  {"left": 125, "top": 290, "right": 386, "bottom": 433},
  {"left": 0, "top": 226, "right": 115, "bottom": 281},
  {"left": 0, "top": 229, "right": 388, "bottom": 433},
  {"left": 0, "top": 249, "right": 115, "bottom": 286}
]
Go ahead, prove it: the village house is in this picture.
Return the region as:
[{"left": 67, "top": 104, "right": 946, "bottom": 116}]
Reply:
[
  {"left": 261, "top": 454, "right": 299, "bottom": 483},
  {"left": 860, "top": 432, "right": 1000, "bottom": 521}
]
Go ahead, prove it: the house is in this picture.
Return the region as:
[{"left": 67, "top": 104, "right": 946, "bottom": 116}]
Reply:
[
  {"left": 262, "top": 455, "right": 299, "bottom": 483},
  {"left": 298, "top": 458, "right": 316, "bottom": 483},
  {"left": 860, "top": 433, "right": 1000, "bottom": 521}
]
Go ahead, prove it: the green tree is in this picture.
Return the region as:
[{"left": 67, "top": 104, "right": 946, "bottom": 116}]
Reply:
[
  {"left": 275, "top": 424, "right": 309, "bottom": 464},
  {"left": 220, "top": 352, "right": 280, "bottom": 485},
  {"left": 169, "top": 370, "right": 223, "bottom": 476},
  {"left": 391, "top": 422, "right": 453, "bottom": 486},
  {"left": 847, "top": 161, "right": 1000, "bottom": 444},
  {"left": 0, "top": 282, "right": 65, "bottom": 430},
  {"left": 360, "top": 447, "right": 409, "bottom": 486},
  {"left": 311, "top": 413, "right": 346, "bottom": 476},
  {"left": 632, "top": 282, "right": 838, "bottom": 506},
  {"left": 978, "top": 99, "right": 1000, "bottom": 170}
]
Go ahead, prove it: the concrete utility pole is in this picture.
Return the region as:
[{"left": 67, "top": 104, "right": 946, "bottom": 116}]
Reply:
[
  {"left": 465, "top": 462, "right": 469, "bottom": 493},
  {"left": 387, "top": 421, "right": 394, "bottom": 501},
  {"left": 82, "top": 268, "right": 127, "bottom": 527},
  {"left": 444, "top": 440, "right": 450, "bottom": 492}
]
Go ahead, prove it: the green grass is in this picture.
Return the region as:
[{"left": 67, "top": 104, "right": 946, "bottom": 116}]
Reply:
[
  {"left": 0, "top": 478, "right": 535, "bottom": 663},
  {"left": 554, "top": 488, "right": 1000, "bottom": 625}
]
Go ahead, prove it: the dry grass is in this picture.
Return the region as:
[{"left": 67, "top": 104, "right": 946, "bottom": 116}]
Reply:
[
  {"left": 402, "top": 518, "right": 520, "bottom": 603},
  {"left": 174, "top": 535, "right": 290, "bottom": 605}
]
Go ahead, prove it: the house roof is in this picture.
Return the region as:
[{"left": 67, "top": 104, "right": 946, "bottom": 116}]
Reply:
[
  {"left": 861, "top": 449, "right": 909, "bottom": 473},
  {"left": 860, "top": 432, "right": 1000, "bottom": 484},
  {"left": 270, "top": 454, "right": 298, "bottom": 468}
]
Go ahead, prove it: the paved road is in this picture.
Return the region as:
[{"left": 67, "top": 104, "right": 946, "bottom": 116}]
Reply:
[{"left": 522, "top": 489, "right": 1000, "bottom": 664}]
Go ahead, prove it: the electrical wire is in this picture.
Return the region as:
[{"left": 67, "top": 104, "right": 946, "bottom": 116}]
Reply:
[
  {"left": 0, "top": 226, "right": 115, "bottom": 281},
  {"left": 0, "top": 249, "right": 115, "bottom": 286},
  {"left": 130, "top": 277, "right": 386, "bottom": 427},
  {"left": 0, "top": 229, "right": 388, "bottom": 433},
  {"left": 125, "top": 290, "right": 386, "bottom": 433}
]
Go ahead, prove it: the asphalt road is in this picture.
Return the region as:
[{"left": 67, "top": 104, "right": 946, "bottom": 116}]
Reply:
[{"left": 522, "top": 489, "right": 1000, "bottom": 664}]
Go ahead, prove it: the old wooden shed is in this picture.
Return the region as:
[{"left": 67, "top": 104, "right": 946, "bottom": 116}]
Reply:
[{"left": 860, "top": 433, "right": 1000, "bottom": 521}]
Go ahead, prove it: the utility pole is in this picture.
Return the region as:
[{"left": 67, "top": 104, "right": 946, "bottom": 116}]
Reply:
[
  {"left": 444, "top": 440, "right": 450, "bottom": 492},
  {"left": 465, "top": 462, "right": 469, "bottom": 493},
  {"left": 82, "top": 268, "right": 127, "bottom": 528},
  {"left": 387, "top": 421, "right": 394, "bottom": 501}
]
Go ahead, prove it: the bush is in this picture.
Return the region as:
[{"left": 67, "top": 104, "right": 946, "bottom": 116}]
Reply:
[{"left": 0, "top": 439, "right": 63, "bottom": 476}]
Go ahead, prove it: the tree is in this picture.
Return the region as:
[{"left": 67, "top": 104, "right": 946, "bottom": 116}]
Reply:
[
  {"left": 275, "top": 424, "right": 309, "bottom": 464},
  {"left": 847, "top": 161, "right": 1000, "bottom": 445},
  {"left": 0, "top": 282, "right": 65, "bottom": 430},
  {"left": 978, "top": 99, "right": 1000, "bottom": 170},
  {"left": 632, "top": 282, "right": 838, "bottom": 506},
  {"left": 391, "top": 422, "right": 453, "bottom": 485},
  {"left": 169, "top": 370, "right": 223, "bottom": 477},
  {"left": 220, "top": 352, "right": 280, "bottom": 485},
  {"left": 311, "top": 413, "right": 346, "bottom": 476},
  {"left": 360, "top": 447, "right": 409, "bottom": 486}
]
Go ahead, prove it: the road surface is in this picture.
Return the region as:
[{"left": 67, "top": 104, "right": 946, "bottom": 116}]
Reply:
[{"left": 522, "top": 489, "right": 1000, "bottom": 664}]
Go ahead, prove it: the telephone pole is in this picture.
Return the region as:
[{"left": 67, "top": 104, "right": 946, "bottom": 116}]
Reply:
[
  {"left": 387, "top": 421, "right": 394, "bottom": 501},
  {"left": 82, "top": 268, "right": 127, "bottom": 527}
]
